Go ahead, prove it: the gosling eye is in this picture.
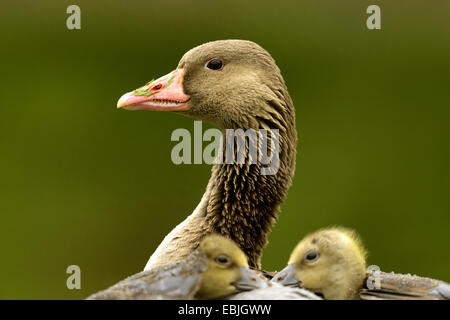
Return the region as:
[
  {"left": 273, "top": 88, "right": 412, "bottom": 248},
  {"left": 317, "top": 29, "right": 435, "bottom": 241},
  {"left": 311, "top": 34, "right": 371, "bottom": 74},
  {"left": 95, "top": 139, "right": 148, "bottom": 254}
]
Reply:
[
  {"left": 215, "top": 254, "right": 231, "bottom": 266},
  {"left": 205, "top": 58, "right": 224, "bottom": 71},
  {"left": 305, "top": 251, "right": 319, "bottom": 263}
]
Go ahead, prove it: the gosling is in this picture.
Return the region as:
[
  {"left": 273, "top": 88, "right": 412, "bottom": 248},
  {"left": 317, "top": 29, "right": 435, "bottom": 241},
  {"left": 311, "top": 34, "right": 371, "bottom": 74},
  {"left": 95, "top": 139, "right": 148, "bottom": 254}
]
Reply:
[
  {"left": 272, "top": 227, "right": 366, "bottom": 300},
  {"left": 272, "top": 227, "right": 450, "bottom": 300},
  {"left": 87, "top": 235, "right": 269, "bottom": 300}
]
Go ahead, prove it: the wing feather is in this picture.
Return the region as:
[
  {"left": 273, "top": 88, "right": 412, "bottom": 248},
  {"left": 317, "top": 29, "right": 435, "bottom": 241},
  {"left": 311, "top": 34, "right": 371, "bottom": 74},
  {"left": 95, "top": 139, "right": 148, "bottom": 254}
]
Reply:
[
  {"left": 361, "top": 270, "right": 449, "bottom": 300},
  {"left": 87, "top": 249, "right": 207, "bottom": 300}
]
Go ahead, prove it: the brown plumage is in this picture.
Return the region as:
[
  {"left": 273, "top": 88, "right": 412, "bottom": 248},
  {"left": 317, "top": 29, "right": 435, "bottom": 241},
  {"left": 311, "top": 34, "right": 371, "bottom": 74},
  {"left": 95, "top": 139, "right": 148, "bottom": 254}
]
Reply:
[{"left": 119, "top": 40, "right": 297, "bottom": 270}]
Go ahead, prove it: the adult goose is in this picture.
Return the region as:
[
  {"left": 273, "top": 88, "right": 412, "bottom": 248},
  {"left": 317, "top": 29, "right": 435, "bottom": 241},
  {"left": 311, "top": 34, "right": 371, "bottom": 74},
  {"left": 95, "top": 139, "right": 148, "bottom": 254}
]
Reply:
[
  {"left": 272, "top": 227, "right": 450, "bottom": 300},
  {"left": 118, "top": 40, "right": 297, "bottom": 270},
  {"left": 87, "top": 235, "right": 269, "bottom": 300}
]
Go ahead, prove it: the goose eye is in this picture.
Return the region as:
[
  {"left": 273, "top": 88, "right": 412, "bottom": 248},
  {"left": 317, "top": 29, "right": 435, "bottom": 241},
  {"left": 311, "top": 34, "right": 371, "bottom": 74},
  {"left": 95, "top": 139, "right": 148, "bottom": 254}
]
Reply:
[
  {"left": 215, "top": 254, "right": 231, "bottom": 265},
  {"left": 205, "top": 58, "right": 223, "bottom": 70},
  {"left": 305, "top": 251, "right": 319, "bottom": 262}
]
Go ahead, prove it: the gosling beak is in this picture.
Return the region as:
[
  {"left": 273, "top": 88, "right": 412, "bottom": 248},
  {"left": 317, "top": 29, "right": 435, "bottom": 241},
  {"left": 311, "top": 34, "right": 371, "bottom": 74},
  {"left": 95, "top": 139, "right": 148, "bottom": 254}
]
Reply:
[
  {"left": 117, "top": 68, "right": 190, "bottom": 111},
  {"left": 233, "top": 267, "right": 272, "bottom": 291},
  {"left": 271, "top": 264, "right": 300, "bottom": 287}
]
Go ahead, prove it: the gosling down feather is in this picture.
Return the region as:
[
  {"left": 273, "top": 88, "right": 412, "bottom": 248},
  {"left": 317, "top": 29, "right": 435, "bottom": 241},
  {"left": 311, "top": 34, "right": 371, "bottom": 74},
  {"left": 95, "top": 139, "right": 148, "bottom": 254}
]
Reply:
[
  {"left": 87, "top": 235, "right": 269, "bottom": 300},
  {"left": 272, "top": 227, "right": 450, "bottom": 300},
  {"left": 117, "top": 39, "right": 298, "bottom": 270}
]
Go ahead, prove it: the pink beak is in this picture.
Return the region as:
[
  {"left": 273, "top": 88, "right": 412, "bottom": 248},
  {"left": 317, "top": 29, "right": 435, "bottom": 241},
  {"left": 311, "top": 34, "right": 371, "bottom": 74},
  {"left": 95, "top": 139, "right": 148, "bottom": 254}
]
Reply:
[{"left": 117, "top": 68, "right": 190, "bottom": 111}]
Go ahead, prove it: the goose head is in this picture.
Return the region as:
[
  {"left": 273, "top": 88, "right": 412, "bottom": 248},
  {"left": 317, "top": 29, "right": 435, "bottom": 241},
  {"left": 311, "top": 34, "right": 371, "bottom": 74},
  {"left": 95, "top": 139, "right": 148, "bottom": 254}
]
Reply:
[
  {"left": 118, "top": 39, "right": 293, "bottom": 130},
  {"left": 195, "top": 235, "right": 270, "bottom": 299},
  {"left": 272, "top": 227, "right": 367, "bottom": 300}
]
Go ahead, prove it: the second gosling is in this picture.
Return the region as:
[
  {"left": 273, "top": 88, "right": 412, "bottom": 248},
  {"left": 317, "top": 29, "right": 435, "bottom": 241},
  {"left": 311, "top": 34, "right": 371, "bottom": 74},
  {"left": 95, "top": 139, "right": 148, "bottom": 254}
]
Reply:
[{"left": 272, "top": 227, "right": 367, "bottom": 300}]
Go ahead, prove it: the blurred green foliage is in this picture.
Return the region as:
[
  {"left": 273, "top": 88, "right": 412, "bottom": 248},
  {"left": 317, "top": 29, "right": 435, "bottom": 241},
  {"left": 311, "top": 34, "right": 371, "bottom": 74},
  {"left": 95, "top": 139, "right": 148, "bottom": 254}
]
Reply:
[{"left": 0, "top": 0, "right": 449, "bottom": 299}]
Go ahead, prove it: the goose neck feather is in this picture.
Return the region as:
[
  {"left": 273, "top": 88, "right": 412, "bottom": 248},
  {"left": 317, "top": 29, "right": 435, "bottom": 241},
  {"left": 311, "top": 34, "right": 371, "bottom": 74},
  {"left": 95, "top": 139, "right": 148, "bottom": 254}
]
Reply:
[{"left": 146, "top": 85, "right": 296, "bottom": 270}]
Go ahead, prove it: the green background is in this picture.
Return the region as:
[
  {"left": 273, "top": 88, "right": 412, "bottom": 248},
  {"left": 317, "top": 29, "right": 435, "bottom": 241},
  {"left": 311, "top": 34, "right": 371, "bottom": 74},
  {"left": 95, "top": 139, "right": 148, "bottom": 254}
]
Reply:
[{"left": 0, "top": 0, "right": 449, "bottom": 299}]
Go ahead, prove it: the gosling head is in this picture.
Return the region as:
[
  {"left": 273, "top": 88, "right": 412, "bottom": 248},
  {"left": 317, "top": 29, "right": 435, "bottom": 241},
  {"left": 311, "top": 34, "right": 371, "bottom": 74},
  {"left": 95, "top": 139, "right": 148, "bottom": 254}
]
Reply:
[
  {"left": 272, "top": 227, "right": 367, "bottom": 300},
  {"left": 195, "top": 235, "right": 270, "bottom": 299}
]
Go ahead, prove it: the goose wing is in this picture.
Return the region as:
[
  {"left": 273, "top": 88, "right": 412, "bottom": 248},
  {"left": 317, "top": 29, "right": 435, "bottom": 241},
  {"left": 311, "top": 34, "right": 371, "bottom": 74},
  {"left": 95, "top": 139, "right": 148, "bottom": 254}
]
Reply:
[
  {"left": 228, "top": 283, "right": 322, "bottom": 300},
  {"left": 87, "top": 249, "right": 207, "bottom": 300},
  {"left": 361, "top": 270, "right": 450, "bottom": 300}
]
